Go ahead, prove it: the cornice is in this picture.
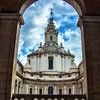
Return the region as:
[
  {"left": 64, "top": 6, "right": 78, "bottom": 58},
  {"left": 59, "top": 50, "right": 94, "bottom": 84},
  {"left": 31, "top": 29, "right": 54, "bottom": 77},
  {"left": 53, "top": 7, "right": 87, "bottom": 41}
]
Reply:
[
  {"left": 0, "top": 13, "right": 24, "bottom": 25},
  {"left": 78, "top": 16, "right": 100, "bottom": 27}
]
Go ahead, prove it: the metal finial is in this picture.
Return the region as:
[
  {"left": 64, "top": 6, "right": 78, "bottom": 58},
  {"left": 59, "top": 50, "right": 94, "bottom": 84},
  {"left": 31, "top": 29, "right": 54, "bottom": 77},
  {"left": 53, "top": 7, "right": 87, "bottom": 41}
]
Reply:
[{"left": 50, "top": 8, "right": 53, "bottom": 18}]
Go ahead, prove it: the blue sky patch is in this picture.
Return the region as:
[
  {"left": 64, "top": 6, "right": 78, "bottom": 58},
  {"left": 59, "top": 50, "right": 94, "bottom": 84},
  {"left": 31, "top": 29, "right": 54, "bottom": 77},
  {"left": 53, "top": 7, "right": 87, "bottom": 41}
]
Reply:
[{"left": 18, "top": 0, "right": 82, "bottom": 65}]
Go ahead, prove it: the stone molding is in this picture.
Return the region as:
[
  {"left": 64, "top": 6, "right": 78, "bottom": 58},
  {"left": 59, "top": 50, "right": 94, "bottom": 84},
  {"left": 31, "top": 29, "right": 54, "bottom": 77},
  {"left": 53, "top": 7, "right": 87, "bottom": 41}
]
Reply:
[
  {"left": 0, "top": 13, "right": 24, "bottom": 25},
  {"left": 78, "top": 16, "right": 100, "bottom": 27}
]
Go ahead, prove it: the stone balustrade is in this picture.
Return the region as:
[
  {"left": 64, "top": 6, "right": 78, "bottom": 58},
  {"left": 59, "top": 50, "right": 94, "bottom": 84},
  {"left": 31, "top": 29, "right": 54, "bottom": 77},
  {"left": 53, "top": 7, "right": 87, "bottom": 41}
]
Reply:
[{"left": 12, "top": 94, "right": 86, "bottom": 100}]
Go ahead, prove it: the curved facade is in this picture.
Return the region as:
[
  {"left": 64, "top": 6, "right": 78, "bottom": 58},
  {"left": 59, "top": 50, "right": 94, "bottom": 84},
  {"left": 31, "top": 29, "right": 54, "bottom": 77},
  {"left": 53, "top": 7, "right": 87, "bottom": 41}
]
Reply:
[{"left": 15, "top": 13, "right": 84, "bottom": 95}]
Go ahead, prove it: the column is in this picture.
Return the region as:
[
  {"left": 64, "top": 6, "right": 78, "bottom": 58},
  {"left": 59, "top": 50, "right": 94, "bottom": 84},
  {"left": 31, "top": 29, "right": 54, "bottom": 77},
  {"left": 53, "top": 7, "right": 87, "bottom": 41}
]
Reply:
[
  {"left": 19, "top": 82, "right": 22, "bottom": 94},
  {"left": 62, "top": 56, "right": 64, "bottom": 71},
  {"left": 63, "top": 86, "right": 67, "bottom": 94},
  {"left": 24, "top": 84, "right": 29, "bottom": 94},
  {"left": 72, "top": 84, "right": 75, "bottom": 94},
  {"left": 14, "top": 80, "right": 18, "bottom": 94},
  {"left": 66, "top": 86, "right": 68, "bottom": 94},
  {"left": 39, "top": 55, "right": 41, "bottom": 71},
  {"left": 63, "top": 56, "right": 65, "bottom": 71},
  {"left": 0, "top": 13, "right": 23, "bottom": 100},
  {"left": 54, "top": 85, "right": 57, "bottom": 94},
  {"left": 37, "top": 56, "right": 39, "bottom": 71},
  {"left": 83, "top": 82, "right": 85, "bottom": 94},
  {"left": 54, "top": 55, "right": 56, "bottom": 70},
  {"left": 36, "top": 56, "right": 38, "bottom": 72},
  {"left": 64, "top": 57, "right": 66, "bottom": 71},
  {"left": 61, "top": 56, "right": 63, "bottom": 71},
  {"left": 79, "top": 82, "right": 83, "bottom": 94},
  {"left": 44, "top": 85, "right": 47, "bottom": 94},
  {"left": 15, "top": 84, "right": 18, "bottom": 94},
  {"left": 46, "top": 55, "right": 48, "bottom": 71},
  {"left": 78, "top": 16, "right": 100, "bottom": 100},
  {"left": 20, "top": 82, "right": 23, "bottom": 94},
  {"left": 34, "top": 85, "right": 38, "bottom": 94}
]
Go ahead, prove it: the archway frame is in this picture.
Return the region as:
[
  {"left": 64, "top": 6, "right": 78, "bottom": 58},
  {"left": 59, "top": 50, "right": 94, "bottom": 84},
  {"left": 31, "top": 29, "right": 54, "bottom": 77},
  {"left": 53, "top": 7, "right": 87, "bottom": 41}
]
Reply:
[
  {"left": 0, "top": 0, "right": 86, "bottom": 100},
  {"left": 18, "top": 0, "right": 86, "bottom": 16},
  {"left": 17, "top": 0, "right": 86, "bottom": 97},
  {"left": 1, "top": 0, "right": 100, "bottom": 100}
]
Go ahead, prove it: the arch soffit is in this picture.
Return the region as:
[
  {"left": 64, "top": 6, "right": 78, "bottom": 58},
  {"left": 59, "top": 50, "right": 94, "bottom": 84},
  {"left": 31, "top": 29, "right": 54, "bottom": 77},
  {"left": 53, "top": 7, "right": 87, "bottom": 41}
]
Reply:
[{"left": 19, "top": 0, "right": 85, "bottom": 16}]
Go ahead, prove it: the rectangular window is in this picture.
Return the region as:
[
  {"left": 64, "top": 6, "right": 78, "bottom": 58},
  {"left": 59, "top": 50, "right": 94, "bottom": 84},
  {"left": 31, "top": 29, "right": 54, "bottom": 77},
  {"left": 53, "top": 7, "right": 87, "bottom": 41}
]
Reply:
[
  {"left": 39, "top": 89, "right": 42, "bottom": 94},
  {"left": 69, "top": 88, "right": 71, "bottom": 94},
  {"left": 59, "top": 89, "right": 62, "bottom": 95},
  {"left": 68, "top": 74, "right": 71, "bottom": 77},
  {"left": 59, "top": 75, "right": 62, "bottom": 78},
  {"left": 50, "top": 36, "right": 53, "bottom": 41},
  {"left": 30, "top": 88, "right": 32, "bottom": 94},
  {"left": 48, "top": 57, "right": 53, "bottom": 70}
]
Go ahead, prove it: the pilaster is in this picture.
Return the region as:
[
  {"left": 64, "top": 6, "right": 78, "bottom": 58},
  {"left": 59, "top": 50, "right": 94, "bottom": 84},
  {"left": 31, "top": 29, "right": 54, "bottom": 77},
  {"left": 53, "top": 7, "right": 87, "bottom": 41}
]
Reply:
[
  {"left": 44, "top": 85, "right": 47, "bottom": 94},
  {"left": 64, "top": 85, "right": 67, "bottom": 94},
  {"left": 0, "top": 13, "right": 23, "bottom": 100},
  {"left": 72, "top": 84, "right": 76, "bottom": 94},
  {"left": 78, "top": 16, "right": 100, "bottom": 100},
  {"left": 34, "top": 85, "right": 38, "bottom": 94},
  {"left": 54, "top": 85, "right": 57, "bottom": 94}
]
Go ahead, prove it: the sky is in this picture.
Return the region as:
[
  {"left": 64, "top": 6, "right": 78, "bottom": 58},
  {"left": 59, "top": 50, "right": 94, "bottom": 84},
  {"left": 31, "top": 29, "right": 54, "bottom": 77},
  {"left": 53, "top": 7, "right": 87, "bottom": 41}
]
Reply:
[{"left": 18, "top": 0, "right": 82, "bottom": 66}]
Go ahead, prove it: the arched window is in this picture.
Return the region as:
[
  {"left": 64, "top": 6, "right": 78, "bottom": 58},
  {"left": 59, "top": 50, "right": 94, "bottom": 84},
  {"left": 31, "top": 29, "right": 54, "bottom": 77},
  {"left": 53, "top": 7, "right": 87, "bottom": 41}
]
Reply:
[{"left": 48, "top": 86, "right": 53, "bottom": 95}]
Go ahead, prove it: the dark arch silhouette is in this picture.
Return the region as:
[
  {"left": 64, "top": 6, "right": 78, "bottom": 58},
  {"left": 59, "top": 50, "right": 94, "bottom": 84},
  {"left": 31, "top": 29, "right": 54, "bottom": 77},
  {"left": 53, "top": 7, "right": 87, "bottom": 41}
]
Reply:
[{"left": 18, "top": 0, "right": 85, "bottom": 16}]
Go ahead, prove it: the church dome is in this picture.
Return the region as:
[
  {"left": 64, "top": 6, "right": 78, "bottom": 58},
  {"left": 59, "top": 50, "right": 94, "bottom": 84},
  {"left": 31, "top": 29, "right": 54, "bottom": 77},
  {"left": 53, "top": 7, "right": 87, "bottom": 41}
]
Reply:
[{"left": 27, "top": 11, "right": 75, "bottom": 58}]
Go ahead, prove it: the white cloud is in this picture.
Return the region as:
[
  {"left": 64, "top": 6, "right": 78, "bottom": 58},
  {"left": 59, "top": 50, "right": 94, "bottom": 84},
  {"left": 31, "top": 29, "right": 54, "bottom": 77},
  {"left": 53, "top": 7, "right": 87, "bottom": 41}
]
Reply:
[
  {"left": 18, "top": 0, "right": 82, "bottom": 65},
  {"left": 58, "top": 33, "right": 65, "bottom": 46},
  {"left": 18, "top": 54, "right": 27, "bottom": 65},
  {"left": 63, "top": 29, "right": 82, "bottom": 65}
]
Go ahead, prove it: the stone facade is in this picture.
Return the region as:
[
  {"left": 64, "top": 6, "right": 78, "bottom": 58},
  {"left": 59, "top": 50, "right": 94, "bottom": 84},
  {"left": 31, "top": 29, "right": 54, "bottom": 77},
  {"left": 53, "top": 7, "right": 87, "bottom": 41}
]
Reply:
[
  {"left": 15, "top": 60, "right": 84, "bottom": 95},
  {"left": 0, "top": 0, "right": 100, "bottom": 100},
  {"left": 14, "top": 14, "right": 85, "bottom": 95}
]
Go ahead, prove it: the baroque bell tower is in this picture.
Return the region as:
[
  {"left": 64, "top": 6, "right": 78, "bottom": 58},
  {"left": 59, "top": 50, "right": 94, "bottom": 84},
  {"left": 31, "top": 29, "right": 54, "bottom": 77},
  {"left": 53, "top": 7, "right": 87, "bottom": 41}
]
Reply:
[{"left": 45, "top": 9, "right": 58, "bottom": 44}]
